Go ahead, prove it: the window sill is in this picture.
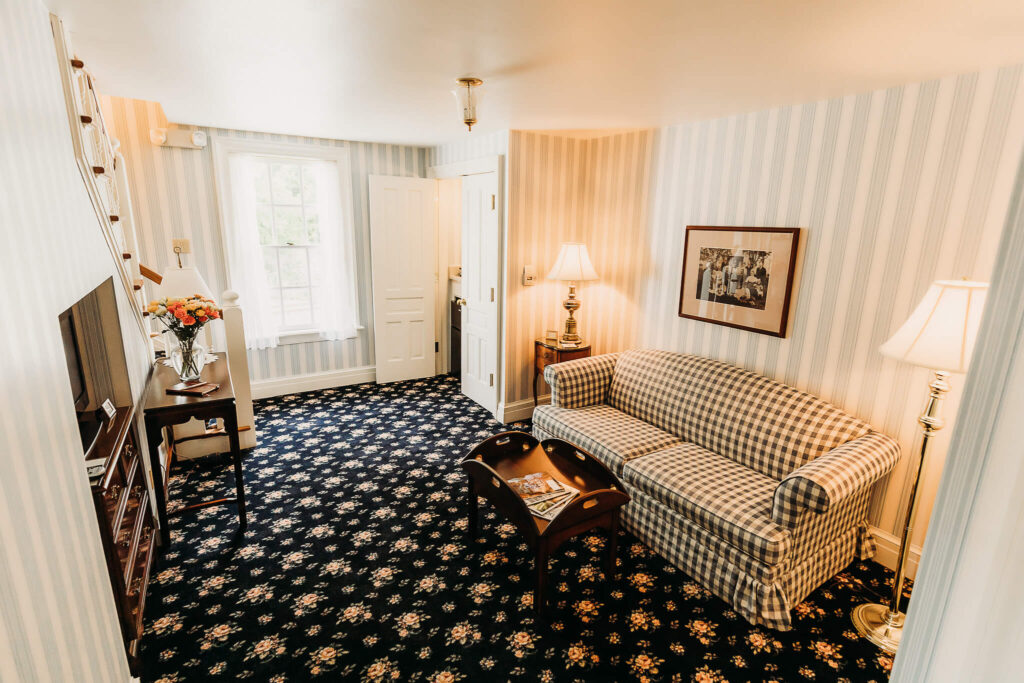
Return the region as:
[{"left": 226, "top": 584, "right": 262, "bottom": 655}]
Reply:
[{"left": 277, "top": 326, "right": 365, "bottom": 346}]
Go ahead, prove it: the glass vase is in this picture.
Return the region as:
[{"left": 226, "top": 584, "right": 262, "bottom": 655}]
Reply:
[{"left": 171, "top": 337, "right": 207, "bottom": 382}]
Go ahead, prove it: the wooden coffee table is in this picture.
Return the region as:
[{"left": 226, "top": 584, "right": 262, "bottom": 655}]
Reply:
[{"left": 461, "top": 432, "right": 629, "bottom": 615}]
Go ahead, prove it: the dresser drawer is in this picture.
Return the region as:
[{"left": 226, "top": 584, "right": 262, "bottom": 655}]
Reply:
[{"left": 536, "top": 344, "right": 558, "bottom": 368}]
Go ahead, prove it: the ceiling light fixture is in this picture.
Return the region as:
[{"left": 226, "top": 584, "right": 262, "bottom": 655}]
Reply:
[{"left": 453, "top": 77, "right": 483, "bottom": 131}]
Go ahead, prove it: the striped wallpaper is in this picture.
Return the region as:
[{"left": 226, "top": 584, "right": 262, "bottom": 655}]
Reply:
[
  {"left": 102, "top": 96, "right": 429, "bottom": 383},
  {"left": 0, "top": 1, "right": 151, "bottom": 680},
  {"left": 638, "top": 66, "right": 1024, "bottom": 542},
  {"left": 503, "top": 130, "right": 653, "bottom": 405}
]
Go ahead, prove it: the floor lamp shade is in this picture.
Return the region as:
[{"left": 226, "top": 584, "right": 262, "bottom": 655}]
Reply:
[{"left": 879, "top": 280, "right": 988, "bottom": 374}]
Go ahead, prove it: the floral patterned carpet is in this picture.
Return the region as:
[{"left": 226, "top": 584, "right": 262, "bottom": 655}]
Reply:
[{"left": 141, "top": 375, "right": 902, "bottom": 683}]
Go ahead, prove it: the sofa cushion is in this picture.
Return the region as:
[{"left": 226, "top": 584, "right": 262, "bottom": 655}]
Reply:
[
  {"left": 621, "top": 443, "right": 791, "bottom": 565},
  {"left": 608, "top": 349, "right": 872, "bottom": 479},
  {"left": 532, "top": 404, "right": 682, "bottom": 475}
]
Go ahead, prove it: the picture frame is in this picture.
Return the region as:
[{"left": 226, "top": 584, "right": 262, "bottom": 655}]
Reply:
[{"left": 678, "top": 226, "right": 800, "bottom": 337}]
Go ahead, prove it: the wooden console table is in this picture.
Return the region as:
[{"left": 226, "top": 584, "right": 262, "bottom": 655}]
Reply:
[{"left": 142, "top": 359, "right": 247, "bottom": 545}]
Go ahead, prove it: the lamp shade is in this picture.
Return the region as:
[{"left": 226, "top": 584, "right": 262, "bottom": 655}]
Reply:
[
  {"left": 879, "top": 280, "right": 988, "bottom": 374},
  {"left": 547, "top": 243, "right": 599, "bottom": 282},
  {"left": 158, "top": 266, "right": 214, "bottom": 301}
]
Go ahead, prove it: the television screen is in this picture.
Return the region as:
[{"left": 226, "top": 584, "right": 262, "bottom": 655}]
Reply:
[{"left": 59, "top": 307, "right": 88, "bottom": 411}]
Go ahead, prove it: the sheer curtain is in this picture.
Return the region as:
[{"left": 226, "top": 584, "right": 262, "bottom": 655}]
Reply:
[
  {"left": 225, "top": 153, "right": 280, "bottom": 350},
  {"left": 311, "top": 160, "right": 359, "bottom": 341}
]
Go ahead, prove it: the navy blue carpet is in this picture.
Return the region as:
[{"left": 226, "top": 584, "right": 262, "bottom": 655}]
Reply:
[{"left": 140, "top": 375, "right": 903, "bottom": 683}]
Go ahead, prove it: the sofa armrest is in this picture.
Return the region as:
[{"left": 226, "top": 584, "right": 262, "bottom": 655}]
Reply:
[
  {"left": 543, "top": 353, "right": 621, "bottom": 409},
  {"left": 771, "top": 431, "right": 900, "bottom": 528}
]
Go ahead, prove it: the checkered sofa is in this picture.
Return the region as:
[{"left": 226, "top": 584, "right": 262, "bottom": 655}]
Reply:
[{"left": 532, "top": 349, "right": 900, "bottom": 630}]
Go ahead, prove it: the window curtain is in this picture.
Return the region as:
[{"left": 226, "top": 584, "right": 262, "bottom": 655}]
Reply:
[
  {"left": 225, "top": 153, "right": 280, "bottom": 350},
  {"left": 311, "top": 161, "right": 359, "bottom": 341}
]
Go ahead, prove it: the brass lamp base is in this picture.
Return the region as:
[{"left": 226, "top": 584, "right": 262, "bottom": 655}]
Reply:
[
  {"left": 851, "top": 603, "right": 904, "bottom": 654},
  {"left": 561, "top": 281, "right": 582, "bottom": 342}
]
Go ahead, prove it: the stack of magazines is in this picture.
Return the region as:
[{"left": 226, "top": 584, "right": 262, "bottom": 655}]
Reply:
[{"left": 507, "top": 472, "right": 579, "bottom": 521}]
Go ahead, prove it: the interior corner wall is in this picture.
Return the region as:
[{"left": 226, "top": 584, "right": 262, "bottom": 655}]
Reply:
[
  {"left": 639, "top": 65, "right": 1024, "bottom": 547},
  {"left": 0, "top": 1, "right": 152, "bottom": 680},
  {"left": 503, "top": 130, "right": 654, "bottom": 406},
  {"left": 102, "top": 95, "right": 430, "bottom": 385}
]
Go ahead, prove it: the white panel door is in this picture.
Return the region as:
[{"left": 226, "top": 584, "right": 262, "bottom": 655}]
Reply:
[
  {"left": 369, "top": 175, "right": 437, "bottom": 383},
  {"left": 460, "top": 172, "right": 500, "bottom": 412}
]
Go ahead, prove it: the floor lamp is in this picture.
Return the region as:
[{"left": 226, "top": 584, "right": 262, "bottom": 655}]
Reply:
[{"left": 852, "top": 280, "right": 988, "bottom": 653}]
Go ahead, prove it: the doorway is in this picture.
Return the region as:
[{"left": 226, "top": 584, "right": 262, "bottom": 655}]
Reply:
[{"left": 369, "top": 156, "right": 503, "bottom": 418}]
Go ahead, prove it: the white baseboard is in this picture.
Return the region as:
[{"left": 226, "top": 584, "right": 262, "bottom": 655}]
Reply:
[
  {"left": 251, "top": 366, "right": 376, "bottom": 399},
  {"left": 871, "top": 526, "right": 921, "bottom": 580},
  {"left": 498, "top": 395, "right": 550, "bottom": 423}
]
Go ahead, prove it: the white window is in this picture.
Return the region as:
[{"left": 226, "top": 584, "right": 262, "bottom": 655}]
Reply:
[{"left": 212, "top": 137, "right": 359, "bottom": 349}]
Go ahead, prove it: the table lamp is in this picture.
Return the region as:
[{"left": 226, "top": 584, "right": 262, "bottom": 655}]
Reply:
[
  {"left": 547, "top": 242, "right": 599, "bottom": 344},
  {"left": 852, "top": 279, "right": 988, "bottom": 653}
]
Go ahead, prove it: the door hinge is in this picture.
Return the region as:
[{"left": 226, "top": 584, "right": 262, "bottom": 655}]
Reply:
[
  {"left": 435, "top": 341, "right": 439, "bottom": 352},
  {"left": 489, "top": 373, "right": 494, "bottom": 386},
  {"left": 490, "top": 287, "right": 495, "bottom": 302},
  {"left": 490, "top": 194, "right": 495, "bottom": 210}
]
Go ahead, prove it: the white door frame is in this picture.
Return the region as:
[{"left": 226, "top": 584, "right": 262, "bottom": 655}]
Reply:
[{"left": 429, "top": 155, "right": 505, "bottom": 421}]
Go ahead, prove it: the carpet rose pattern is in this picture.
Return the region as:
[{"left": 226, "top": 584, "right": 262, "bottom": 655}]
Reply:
[{"left": 140, "top": 375, "right": 902, "bottom": 682}]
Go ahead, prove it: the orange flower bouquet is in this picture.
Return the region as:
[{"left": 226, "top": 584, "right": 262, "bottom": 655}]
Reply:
[{"left": 147, "top": 295, "right": 222, "bottom": 381}]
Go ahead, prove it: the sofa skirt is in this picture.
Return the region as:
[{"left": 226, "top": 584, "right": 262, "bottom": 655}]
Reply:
[{"left": 620, "top": 490, "right": 872, "bottom": 631}]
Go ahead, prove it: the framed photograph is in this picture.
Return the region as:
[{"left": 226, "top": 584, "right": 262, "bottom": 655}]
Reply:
[{"left": 678, "top": 226, "right": 800, "bottom": 337}]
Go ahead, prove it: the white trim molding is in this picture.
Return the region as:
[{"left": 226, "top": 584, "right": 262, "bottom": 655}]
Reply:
[
  {"left": 428, "top": 154, "right": 502, "bottom": 180},
  {"left": 871, "top": 526, "right": 922, "bottom": 580},
  {"left": 251, "top": 365, "right": 375, "bottom": 399},
  {"left": 499, "top": 395, "right": 549, "bottom": 424}
]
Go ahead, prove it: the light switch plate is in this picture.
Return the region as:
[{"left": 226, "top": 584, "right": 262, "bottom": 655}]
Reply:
[
  {"left": 172, "top": 238, "right": 192, "bottom": 254},
  {"left": 522, "top": 264, "right": 537, "bottom": 286}
]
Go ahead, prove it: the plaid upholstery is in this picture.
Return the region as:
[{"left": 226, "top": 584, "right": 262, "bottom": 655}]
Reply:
[
  {"left": 622, "top": 492, "right": 865, "bottom": 630},
  {"left": 538, "top": 348, "right": 900, "bottom": 630},
  {"left": 609, "top": 350, "right": 872, "bottom": 479},
  {"left": 772, "top": 431, "right": 900, "bottom": 528},
  {"left": 531, "top": 404, "right": 681, "bottom": 474},
  {"left": 544, "top": 353, "right": 621, "bottom": 409},
  {"left": 621, "top": 444, "right": 790, "bottom": 565}
]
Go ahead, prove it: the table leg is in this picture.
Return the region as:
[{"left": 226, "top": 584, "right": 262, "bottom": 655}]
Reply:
[
  {"left": 223, "top": 405, "right": 247, "bottom": 531},
  {"left": 533, "top": 368, "right": 539, "bottom": 406},
  {"left": 534, "top": 544, "right": 549, "bottom": 616},
  {"left": 466, "top": 479, "right": 478, "bottom": 538},
  {"left": 145, "top": 417, "right": 170, "bottom": 546},
  {"left": 606, "top": 510, "right": 619, "bottom": 579}
]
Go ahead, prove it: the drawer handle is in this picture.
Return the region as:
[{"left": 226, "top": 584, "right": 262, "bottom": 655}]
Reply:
[
  {"left": 491, "top": 476, "right": 501, "bottom": 488},
  {"left": 583, "top": 498, "right": 598, "bottom": 509}
]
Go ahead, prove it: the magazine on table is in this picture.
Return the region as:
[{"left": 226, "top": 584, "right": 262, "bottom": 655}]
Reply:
[{"left": 507, "top": 472, "right": 579, "bottom": 520}]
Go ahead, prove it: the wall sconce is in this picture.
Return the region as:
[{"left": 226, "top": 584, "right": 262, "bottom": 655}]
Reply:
[
  {"left": 150, "top": 127, "right": 207, "bottom": 149},
  {"left": 452, "top": 77, "right": 483, "bottom": 131}
]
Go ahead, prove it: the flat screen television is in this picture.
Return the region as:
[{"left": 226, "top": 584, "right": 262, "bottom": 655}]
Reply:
[{"left": 59, "top": 304, "right": 104, "bottom": 456}]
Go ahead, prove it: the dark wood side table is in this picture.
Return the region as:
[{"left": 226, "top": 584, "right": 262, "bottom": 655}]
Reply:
[
  {"left": 461, "top": 432, "right": 629, "bottom": 615},
  {"left": 534, "top": 338, "right": 592, "bottom": 405},
  {"left": 142, "top": 359, "right": 247, "bottom": 546}
]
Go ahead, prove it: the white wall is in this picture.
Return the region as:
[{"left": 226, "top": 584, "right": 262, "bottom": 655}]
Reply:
[{"left": 0, "top": 0, "right": 151, "bottom": 679}]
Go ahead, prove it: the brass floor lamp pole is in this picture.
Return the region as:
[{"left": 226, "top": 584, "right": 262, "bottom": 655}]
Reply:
[{"left": 852, "top": 370, "right": 949, "bottom": 653}]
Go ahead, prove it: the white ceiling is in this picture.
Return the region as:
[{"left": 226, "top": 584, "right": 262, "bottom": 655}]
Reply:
[{"left": 48, "top": 0, "right": 1024, "bottom": 147}]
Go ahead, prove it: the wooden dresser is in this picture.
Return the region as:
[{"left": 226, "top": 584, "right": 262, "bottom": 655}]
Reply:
[{"left": 88, "top": 404, "right": 155, "bottom": 675}]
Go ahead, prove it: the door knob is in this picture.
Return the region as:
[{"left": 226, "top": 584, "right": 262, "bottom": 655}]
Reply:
[{"left": 455, "top": 297, "right": 467, "bottom": 308}]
